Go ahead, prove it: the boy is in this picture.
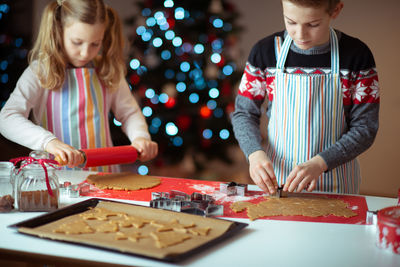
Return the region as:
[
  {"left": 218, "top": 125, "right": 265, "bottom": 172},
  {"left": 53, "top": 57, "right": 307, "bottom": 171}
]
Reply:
[{"left": 231, "top": 0, "right": 379, "bottom": 194}]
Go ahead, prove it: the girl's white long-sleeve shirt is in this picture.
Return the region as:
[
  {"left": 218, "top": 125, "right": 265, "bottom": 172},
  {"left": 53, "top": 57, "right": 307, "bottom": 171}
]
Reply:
[{"left": 0, "top": 65, "right": 151, "bottom": 151}]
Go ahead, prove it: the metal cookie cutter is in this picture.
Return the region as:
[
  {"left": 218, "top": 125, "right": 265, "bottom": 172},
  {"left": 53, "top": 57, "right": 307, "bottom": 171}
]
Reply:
[
  {"left": 150, "top": 190, "right": 224, "bottom": 217},
  {"left": 59, "top": 181, "right": 90, "bottom": 198},
  {"left": 219, "top": 182, "right": 248, "bottom": 196}
]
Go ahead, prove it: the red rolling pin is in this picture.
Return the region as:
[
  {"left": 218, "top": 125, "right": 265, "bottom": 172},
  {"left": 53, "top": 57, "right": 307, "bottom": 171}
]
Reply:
[{"left": 54, "top": 145, "right": 138, "bottom": 167}]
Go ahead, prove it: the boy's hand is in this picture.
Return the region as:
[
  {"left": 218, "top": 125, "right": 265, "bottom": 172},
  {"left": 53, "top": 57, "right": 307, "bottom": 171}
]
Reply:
[
  {"left": 131, "top": 137, "right": 158, "bottom": 162},
  {"left": 248, "top": 150, "right": 278, "bottom": 194},
  {"left": 45, "top": 139, "right": 84, "bottom": 168},
  {"left": 283, "top": 155, "right": 328, "bottom": 193}
]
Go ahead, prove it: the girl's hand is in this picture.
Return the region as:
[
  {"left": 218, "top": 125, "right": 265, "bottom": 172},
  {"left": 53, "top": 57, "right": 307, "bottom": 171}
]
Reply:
[
  {"left": 131, "top": 137, "right": 158, "bottom": 162},
  {"left": 45, "top": 139, "right": 84, "bottom": 168},
  {"left": 283, "top": 155, "right": 328, "bottom": 193},
  {"left": 248, "top": 150, "right": 278, "bottom": 194}
]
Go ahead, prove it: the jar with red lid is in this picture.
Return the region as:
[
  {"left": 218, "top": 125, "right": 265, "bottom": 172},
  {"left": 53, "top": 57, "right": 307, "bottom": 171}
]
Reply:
[{"left": 377, "top": 206, "right": 400, "bottom": 254}]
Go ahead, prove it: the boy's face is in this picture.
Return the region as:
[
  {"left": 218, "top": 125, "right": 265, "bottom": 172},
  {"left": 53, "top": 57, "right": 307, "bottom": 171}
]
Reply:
[
  {"left": 63, "top": 20, "right": 105, "bottom": 68},
  {"left": 282, "top": 0, "right": 342, "bottom": 50}
]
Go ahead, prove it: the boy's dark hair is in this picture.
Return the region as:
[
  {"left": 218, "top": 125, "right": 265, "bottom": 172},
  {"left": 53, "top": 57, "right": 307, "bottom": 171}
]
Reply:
[{"left": 284, "top": 0, "right": 340, "bottom": 14}]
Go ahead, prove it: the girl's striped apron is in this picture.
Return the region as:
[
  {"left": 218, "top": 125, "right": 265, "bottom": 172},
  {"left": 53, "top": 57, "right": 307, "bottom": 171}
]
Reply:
[
  {"left": 266, "top": 29, "right": 360, "bottom": 194},
  {"left": 41, "top": 67, "right": 118, "bottom": 172}
]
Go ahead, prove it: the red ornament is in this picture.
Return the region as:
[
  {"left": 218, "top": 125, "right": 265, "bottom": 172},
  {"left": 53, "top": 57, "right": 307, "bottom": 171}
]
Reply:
[
  {"left": 200, "top": 106, "right": 212, "bottom": 118},
  {"left": 165, "top": 97, "right": 176, "bottom": 108},
  {"left": 129, "top": 74, "right": 140, "bottom": 85},
  {"left": 176, "top": 115, "right": 191, "bottom": 131}
]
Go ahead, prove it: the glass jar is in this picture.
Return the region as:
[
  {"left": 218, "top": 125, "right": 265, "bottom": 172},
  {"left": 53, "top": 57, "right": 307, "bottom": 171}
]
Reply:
[
  {"left": 0, "top": 161, "right": 15, "bottom": 212},
  {"left": 17, "top": 151, "right": 59, "bottom": 212}
]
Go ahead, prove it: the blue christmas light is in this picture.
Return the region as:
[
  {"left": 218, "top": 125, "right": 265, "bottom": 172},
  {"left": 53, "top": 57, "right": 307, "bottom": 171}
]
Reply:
[
  {"left": 154, "top": 11, "right": 165, "bottom": 20},
  {"left": 113, "top": 118, "right": 122, "bottom": 126},
  {"left": 142, "top": 31, "right": 152, "bottom": 42},
  {"left": 176, "top": 82, "right": 186, "bottom": 92},
  {"left": 159, "top": 23, "right": 169, "bottom": 31},
  {"left": 129, "top": 59, "right": 140, "bottom": 70},
  {"left": 195, "top": 78, "right": 206, "bottom": 90},
  {"left": 222, "top": 65, "right": 234, "bottom": 76},
  {"left": 223, "top": 23, "right": 233, "bottom": 31},
  {"left": 202, "top": 129, "right": 213, "bottom": 139},
  {"left": 172, "top": 36, "right": 182, "bottom": 47},
  {"left": 137, "top": 66, "right": 147, "bottom": 75},
  {"left": 189, "top": 69, "right": 203, "bottom": 80},
  {"left": 136, "top": 26, "right": 146, "bottom": 36},
  {"left": 152, "top": 37, "right": 163, "bottom": 47},
  {"left": 149, "top": 125, "right": 159, "bottom": 134},
  {"left": 180, "top": 62, "right": 190, "bottom": 72},
  {"left": 176, "top": 72, "right": 186, "bottom": 82},
  {"left": 164, "top": 0, "right": 174, "bottom": 8},
  {"left": 165, "top": 30, "right": 175, "bottom": 40},
  {"left": 159, "top": 93, "right": 169, "bottom": 103},
  {"left": 219, "top": 129, "right": 230, "bottom": 140},
  {"left": 182, "top": 43, "right": 192, "bottom": 53},
  {"left": 15, "top": 38, "right": 22, "bottom": 48},
  {"left": 211, "top": 53, "right": 221, "bottom": 64},
  {"left": 142, "top": 8, "right": 152, "bottom": 17},
  {"left": 146, "top": 17, "right": 156, "bottom": 27},
  {"left": 214, "top": 108, "right": 224, "bottom": 118},
  {"left": 211, "top": 39, "right": 223, "bottom": 51},
  {"left": 165, "top": 69, "right": 175, "bottom": 79},
  {"left": 212, "top": 18, "right": 223, "bottom": 28},
  {"left": 0, "top": 4, "right": 10, "bottom": 13},
  {"left": 208, "top": 80, "right": 218, "bottom": 88},
  {"left": 1, "top": 74, "right": 8, "bottom": 84},
  {"left": 138, "top": 165, "right": 149, "bottom": 175},
  {"left": 207, "top": 100, "right": 217, "bottom": 110},
  {"left": 166, "top": 122, "right": 178, "bottom": 136},
  {"left": 189, "top": 93, "right": 199, "bottom": 103},
  {"left": 194, "top": 44, "right": 204, "bottom": 54},
  {"left": 161, "top": 50, "right": 171, "bottom": 60},
  {"left": 150, "top": 95, "right": 159, "bottom": 104},
  {"left": 172, "top": 136, "right": 183, "bottom": 146},
  {"left": 209, "top": 88, "right": 220, "bottom": 99},
  {"left": 145, "top": 88, "right": 155, "bottom": 98},
  {"left": 152, "top": 117, "right": 162, "bottom": 128},
  {"left": 0, "top": 60, "right": 8, "bottom": 71},
  {"left": 175, "top": 7, "right": 185, "bottom": 20},
  {"left": 142, "top": 106, "right": 153, "bottom": 117}
]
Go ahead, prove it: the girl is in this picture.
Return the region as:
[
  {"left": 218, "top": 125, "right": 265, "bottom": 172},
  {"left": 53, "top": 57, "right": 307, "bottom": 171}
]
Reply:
[
  {"left": 232, "top": 0, "right": 379, "bottom": 194},
  {"left": 0, "top": 0, "right": 158, "bottom": 172}
]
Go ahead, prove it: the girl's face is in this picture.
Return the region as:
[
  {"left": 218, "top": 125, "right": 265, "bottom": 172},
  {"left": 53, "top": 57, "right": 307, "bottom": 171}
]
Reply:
[
  {"left": 63, "top": 20, "right": 105, "bottom": 67},
  {"left": 282, "top": 1, "right": 342, "bottom": 50}
]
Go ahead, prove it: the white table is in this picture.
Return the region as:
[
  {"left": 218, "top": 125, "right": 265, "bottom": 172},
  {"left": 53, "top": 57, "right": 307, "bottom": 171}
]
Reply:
[{"left": 1, "top": 170, "right": 399, "bottom": 267}]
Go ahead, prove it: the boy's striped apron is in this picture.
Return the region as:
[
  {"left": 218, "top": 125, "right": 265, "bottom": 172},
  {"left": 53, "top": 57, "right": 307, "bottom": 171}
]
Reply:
[
  {"left": 266, "top": 29, "right": 360, "bottom": 194},
  {"left": 41, "top": 67, "right": 117, "bottom": 172}
]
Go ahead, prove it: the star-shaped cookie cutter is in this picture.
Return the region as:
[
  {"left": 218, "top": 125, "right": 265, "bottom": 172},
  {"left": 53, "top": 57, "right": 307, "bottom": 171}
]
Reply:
[{"left": 150, "top": 190, "right": 223, "bottom": 217}]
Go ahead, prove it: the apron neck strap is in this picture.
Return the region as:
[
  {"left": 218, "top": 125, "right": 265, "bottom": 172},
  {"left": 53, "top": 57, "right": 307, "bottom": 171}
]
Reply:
[{"left": 276, "top": 28, "right": 340, "bottom": 75}]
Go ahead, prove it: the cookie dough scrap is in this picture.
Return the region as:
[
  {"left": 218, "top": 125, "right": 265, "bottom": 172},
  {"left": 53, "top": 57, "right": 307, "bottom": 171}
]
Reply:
[
  {"left": 86, "top": 172, "right": 161, "bottom": 191},
  {"left": 150, "top": 231, "right": 192, "bottom": 248},
  {"left": 114, "top": 214, "right": 151, "bottom": 229},
  {"left": 189, "top": 227, "right": 211, "bottom": 236},
  {"left": 54, "top": 220, "right": 95, "bottom": 235},
  {"left": 231, "top": 197, "right": 357, "bottom": 221},
  {"left": 150, "top": 219, "right": 195, "bottom": 233},
  {"left": 96, "top": 221, "right": 119, "bottom": 233},
  {"left": 80, "top": 207, "right": 125, "bottom": 221},
  {"left": 115, "top": 231, "right": 148, "bottom": 242}
]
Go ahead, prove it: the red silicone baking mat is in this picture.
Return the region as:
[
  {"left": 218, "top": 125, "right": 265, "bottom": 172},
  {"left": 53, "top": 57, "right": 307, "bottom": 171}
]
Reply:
[{"left": 80, "top": 176, "right": 368, "bottom": 225}]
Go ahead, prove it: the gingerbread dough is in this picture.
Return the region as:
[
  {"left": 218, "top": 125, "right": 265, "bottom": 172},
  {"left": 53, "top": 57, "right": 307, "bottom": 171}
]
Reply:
[
  {"left": 231, "top": 197, "right": 357, "bottom": 221},
  {"left": 86, "top": 172, "right": 161, "bottom": 191}
]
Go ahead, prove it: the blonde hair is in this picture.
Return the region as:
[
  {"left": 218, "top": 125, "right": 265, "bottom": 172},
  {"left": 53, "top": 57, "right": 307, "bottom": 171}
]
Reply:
[
  {"left": 284, "top": 0, "right": 341, "bottom": 14},
  {"left": 29, "top": 0, "right": 126, "bottom": 91}
]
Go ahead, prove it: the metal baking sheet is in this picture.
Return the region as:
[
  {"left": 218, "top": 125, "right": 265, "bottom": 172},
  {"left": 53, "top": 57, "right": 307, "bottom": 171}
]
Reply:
[{"left": 9, "top": 198, "right": 248, "bottom": 263}]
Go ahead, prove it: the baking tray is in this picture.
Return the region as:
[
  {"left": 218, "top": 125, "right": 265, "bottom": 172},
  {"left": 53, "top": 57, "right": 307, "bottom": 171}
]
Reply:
[{"left": 9, "top": 198, "right": 248, "bottom": 263}]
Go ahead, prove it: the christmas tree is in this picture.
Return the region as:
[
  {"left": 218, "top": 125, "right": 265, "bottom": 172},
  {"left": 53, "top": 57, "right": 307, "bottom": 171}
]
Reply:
[{"left": 118, "top": 0, "right": 243, "bottom": 174}]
